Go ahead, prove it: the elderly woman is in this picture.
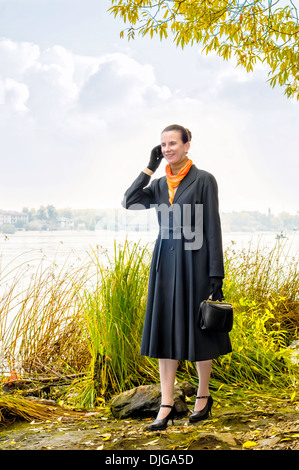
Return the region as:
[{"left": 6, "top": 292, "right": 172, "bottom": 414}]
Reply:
[{"left": 122, "top": 124, "right": 231, "bottom": 430}]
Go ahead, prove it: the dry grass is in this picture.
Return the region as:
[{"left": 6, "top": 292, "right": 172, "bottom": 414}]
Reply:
[
  {"left": 0, "top": 394, "right": 81, "bottom": 424},
  {"left": 0, "top": 251, "right": 92, "bottom": 376}
]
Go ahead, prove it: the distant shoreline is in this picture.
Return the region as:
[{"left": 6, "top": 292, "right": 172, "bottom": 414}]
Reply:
[{"left": 1, "top": 207, "right": 298, "bottom": 234}]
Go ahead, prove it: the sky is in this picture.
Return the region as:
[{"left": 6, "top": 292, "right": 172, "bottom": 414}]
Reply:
[{"left": 0, "top": 0, "right": 298, "bottom": 215}]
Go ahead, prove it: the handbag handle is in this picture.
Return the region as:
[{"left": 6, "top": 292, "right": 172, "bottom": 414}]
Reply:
[{"left": 208, "top": 294, "right": 225, "bottom": 302}]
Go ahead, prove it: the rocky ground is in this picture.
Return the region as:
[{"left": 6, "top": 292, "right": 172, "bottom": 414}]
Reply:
[{"left": 0, "top": 396, "right": 298, "bottom": 451}]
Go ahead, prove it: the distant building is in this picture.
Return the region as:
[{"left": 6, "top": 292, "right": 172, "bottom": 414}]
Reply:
[
  {"left": 0, "top": 210, "right": 28, "bottom": 225},
  {"left": 56, "top": 217, "right": 74, "bottom": 229}
]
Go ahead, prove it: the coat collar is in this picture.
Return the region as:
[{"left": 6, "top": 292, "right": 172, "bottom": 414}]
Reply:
[{"left": 161, "top": 164, "right": 197, "bottom": 205}]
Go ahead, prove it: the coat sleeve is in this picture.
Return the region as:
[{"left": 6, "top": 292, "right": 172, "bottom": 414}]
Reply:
[
  {"left": 121, "top": 171, "right": 156, "bottom": 210},
  {"left": 202, "top": 173, "right": 225, "bottom": 278}
]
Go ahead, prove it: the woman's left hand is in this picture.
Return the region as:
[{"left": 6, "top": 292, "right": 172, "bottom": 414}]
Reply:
[
  {"left": 209, "top": 277, "right": 224, "bottom": 301},
  {"left": 147, "top": 145, "right": 163, "bottom": 173}
]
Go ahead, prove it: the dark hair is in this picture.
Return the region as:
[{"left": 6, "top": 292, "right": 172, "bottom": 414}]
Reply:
[{"left": 162, "top": 124, "right": 192, "bottom": 144}]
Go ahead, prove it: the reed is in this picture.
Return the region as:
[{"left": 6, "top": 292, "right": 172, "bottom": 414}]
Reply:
[
  {"left": 223, "top": 237, "right": 299, "bottom": 330},
  {"left": 0, "top": 250, "right": 91, "bottom": 376},
  {"left": 210, "top": 238, "right": 299, "bottom": 395},
  {"left": 71, "top": 240, "right": 158, "bottom": 407}
]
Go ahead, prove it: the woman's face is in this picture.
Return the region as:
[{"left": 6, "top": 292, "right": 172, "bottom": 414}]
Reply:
[{"left": 161, "top": 130, "right": 190, "bottom": 165}]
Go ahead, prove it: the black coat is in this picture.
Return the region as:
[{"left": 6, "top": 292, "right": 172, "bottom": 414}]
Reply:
[{"left": 122, "top": 164, "right": 232, "bottom": 361}]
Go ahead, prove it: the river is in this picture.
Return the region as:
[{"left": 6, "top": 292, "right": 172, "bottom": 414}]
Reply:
[{"left": 0, "top": 229, "right": 298, "bottom": 272}]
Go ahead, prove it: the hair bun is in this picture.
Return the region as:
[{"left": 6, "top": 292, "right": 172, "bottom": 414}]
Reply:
[{"left": 185, "top": 128, "right": 192, "bottom": 142}]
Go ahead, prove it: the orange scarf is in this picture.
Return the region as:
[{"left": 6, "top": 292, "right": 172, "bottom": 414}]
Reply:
[{"left": 165, "top": 158, "right": 193, "bottom": 205}]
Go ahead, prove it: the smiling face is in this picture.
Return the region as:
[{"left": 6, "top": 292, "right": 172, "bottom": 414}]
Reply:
[{"left": 161, "top": 130, "right": 191, "bottom": 167}]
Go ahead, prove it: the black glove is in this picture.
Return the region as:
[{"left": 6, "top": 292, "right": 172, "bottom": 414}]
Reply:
[
  {"left": 147, "top": 145, "right": 163, "bottom": 172},
  {"left": 209, "top": 277, "right": 224, "bottom": 301}
]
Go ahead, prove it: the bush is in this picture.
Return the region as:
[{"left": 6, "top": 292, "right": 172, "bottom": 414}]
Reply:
[{"left": 0, "top": 224, "right": 16, "bottom": 234}]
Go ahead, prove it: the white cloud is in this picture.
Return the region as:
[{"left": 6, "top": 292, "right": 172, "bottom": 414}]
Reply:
[
  {"left": 0, "top": 39, "right": 172, "bottom": 130},
  {"left": 77, "top": 52, "right": 172, "bottom": 123},
  {"left": 5, "top": 78, "right": 29, "bottom": 112},
  {"left": 0, "top": 38, "right": 40, "bottom": 78},
  {"left": 0, "top": 36, "right": 298, "bottom": 214}
]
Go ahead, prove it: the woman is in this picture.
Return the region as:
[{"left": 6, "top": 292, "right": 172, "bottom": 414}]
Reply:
[{"left": 122, "top": 124, "right": 232, "bottom": 430}]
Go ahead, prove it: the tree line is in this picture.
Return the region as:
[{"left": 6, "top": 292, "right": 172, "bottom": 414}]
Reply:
[
  {"left": 1, "top": 205, "right": 298, "bottom": 234},
  {"left": 1, "top": 205, "right": 97, "bottom": 233}
]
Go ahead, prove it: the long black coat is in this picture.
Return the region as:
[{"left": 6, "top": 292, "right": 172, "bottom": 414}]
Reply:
[{"left": 122, "top": 164, "right": 232, "bottom": 361}]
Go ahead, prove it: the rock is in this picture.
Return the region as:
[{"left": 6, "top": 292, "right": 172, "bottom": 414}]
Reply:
[
  {"left": 181, "top": 382, "right": 197, "bottom": 397},
  {"left": 258, "top": 436, "right": 281, "bottom": 447},
  {"left": 110, "top": 382, "right": 196, "bottom": 419}
]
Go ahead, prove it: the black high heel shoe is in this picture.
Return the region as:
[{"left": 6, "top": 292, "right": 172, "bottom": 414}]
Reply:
[
  {"left": 146, "top": 404, "right": 176, "bottom": 431},
  {"left": 188, "top": 395, "right": 213, "bottom": 423}
]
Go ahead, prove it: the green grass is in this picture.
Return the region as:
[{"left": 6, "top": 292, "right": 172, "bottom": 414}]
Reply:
[{"left": 71, "top": 240, "right": 157, "bottom": 406}]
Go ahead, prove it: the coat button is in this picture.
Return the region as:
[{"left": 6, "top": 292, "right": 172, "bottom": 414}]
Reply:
[{"left": 170, "top": 246, "right": 174, "bottom": 251}]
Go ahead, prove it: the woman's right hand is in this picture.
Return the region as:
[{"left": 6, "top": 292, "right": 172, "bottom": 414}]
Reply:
[{"left": 147, "top": 145, "right": 163, "bottom": 173}]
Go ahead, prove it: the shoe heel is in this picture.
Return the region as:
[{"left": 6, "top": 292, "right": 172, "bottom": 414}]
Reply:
[
  {"left": 188, "top": 395, "right": 213, "bottom": 424},
  {"left": 146, "top": 404, "right": 175, "bottom": 431}
]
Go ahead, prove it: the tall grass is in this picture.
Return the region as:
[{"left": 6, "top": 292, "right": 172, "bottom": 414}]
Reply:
[
  {"left": 0, "top": 237, "right": 298, "bottom": 409},
  {"left": 210, "top": 238, "right": 299, "bottom": 394},
  {"left": 0, "top": 251, "right": 91, "bottom": 376},
  {"left": 223, "top": 237, "right": 298, "bottom": 330},
  {"left": 71, "top": 240, "right": 158, "bottom": 407}
]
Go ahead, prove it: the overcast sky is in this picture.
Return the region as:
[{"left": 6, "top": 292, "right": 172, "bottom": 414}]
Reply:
[{"left": 0, "top": 0, "right": 298, "bottom": 215}]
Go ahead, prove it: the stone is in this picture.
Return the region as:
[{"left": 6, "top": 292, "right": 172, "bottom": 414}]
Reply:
[{"left": 110, "top": 382, "right": 196, "bottom": 419}]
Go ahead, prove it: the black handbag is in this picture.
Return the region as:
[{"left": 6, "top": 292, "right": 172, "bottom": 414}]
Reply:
[{"left": 198, "top": 296, "right": 233, "bottom": 332}]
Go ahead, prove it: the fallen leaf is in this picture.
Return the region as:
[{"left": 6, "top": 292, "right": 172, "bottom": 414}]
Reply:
[
  {"left": 242, "top": 441, "right": 258, "bottom": 449},
  {"left": 99, "top": 433, "right": 111, "bottom": 440},
  {"left": 144, "top": 439, "right": 159, "bottom": 446}
]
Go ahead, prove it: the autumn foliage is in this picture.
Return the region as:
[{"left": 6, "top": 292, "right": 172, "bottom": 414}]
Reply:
[{"left": 109, "top": 0, "right": 299, "bottom": 99}]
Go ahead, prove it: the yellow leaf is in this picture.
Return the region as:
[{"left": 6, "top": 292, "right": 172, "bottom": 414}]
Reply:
[
  {"left": 290, "top": 391, "right": 296, "bottom": 401},
  {"left": 242, "top": 441, "right": 258, "bottom": 449}
]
